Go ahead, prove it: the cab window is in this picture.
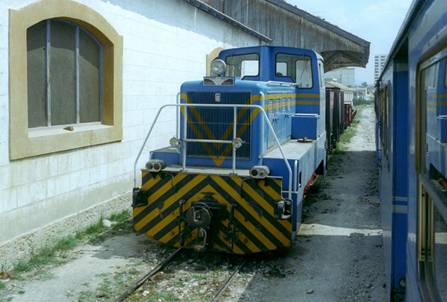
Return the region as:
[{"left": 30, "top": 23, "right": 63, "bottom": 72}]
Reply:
[
  {"left": 225, "top": 53, "right": 259, "bottom": 79},
  {"left": 275, "top": 53, "right": 313, "bottom": 88}
]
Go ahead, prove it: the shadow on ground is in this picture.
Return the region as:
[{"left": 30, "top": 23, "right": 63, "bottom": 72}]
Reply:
[{"left": 235, "top": 149, "right": 386, "bottom": 302}]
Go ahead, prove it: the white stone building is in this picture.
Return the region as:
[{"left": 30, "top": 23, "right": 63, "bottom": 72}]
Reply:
[
  {"left": 0, "top": 0, "right": 265, "bottom": 265},
  {"left": 0, "top": 0, "right": 369, "bottom": 267}
]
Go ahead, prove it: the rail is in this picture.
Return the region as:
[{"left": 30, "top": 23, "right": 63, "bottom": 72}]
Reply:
[
  {"left": 113, "top": 248, "right": 183, "bottom": 302},
  {"left": 210, "top": 259, "right": 246, "bottom": 302},
  {"left": 133, "top": 102, "right": 293, "bottom": 199}
]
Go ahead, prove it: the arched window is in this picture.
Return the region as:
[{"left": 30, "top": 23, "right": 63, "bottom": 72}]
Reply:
[
  {"left": 27, "top": 19, "right": 103, "bottom": 128},
  {"left": 9, "top": 0, "right": 123, "bottom": 160}
]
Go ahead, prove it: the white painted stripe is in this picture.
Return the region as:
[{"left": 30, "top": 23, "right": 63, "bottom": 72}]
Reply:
[
  {"left": 298, "top": 223, "right": 383, "bottom": 237},
  {"left": 393, "top": 196, "right": 409, "bottom": 202},
  {"left": 393, "top": 205, "right": 408, "bottom": 214},
  {"left": 435, "top": 233, "right": 447, "bottom": 245}
]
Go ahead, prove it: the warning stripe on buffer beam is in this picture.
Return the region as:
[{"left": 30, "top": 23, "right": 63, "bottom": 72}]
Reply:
[{"left": 133, "top": 171, "right": 292, "bottom": 254}]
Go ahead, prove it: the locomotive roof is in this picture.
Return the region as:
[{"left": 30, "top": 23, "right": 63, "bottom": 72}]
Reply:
[{"left": 219, "top": 45, "right": 323, "bottom": 61}]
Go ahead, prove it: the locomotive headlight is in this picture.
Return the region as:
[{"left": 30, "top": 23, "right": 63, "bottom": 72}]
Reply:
[
  {"left": 210, "top": 59, "right": 227, "bottom": 77},
  {"left": 249, "top": 166, "right": 270, "bottom": 179},
  {"left": 169, "top": 137, "right": 180, "bottom": 148},
  {"left": 146, "top": 160, "right": 166, "bottom": 172}
]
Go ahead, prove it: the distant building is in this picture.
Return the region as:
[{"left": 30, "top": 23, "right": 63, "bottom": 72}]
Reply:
[
  {"left": 353, "top": 86, "right": 374, "bottom": 102},
  {"left": 324, "top": 68, "right": 355, "bottom": 87},
  {"left": 374, "top": 55, "right": 387, "bottom": 81},
  {"left": 326, "top": 81, "right": 354, "bottom": 105}
]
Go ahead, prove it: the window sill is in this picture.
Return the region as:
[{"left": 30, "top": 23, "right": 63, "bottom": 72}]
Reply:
[
  {"left": 28, "top": 123, "right": 112, "bottom": 138},
  {"left": 11, "top": 122, "right": 122, "bottom": 160}
]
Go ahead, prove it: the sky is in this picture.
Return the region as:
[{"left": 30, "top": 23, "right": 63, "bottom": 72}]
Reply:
[{"left": 287, "top": 0, "right": 413, "bottom": 84}]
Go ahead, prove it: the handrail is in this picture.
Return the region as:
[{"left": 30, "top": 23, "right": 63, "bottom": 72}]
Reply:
[
  {"left": 133, "top": 103, "right": 293, "bottom": 200},
  {"left": 259, "top": 92, "right": 265, "bottom": 165},
  {"left": 288, "top": 113, "right": 320, "bottom": 118}
]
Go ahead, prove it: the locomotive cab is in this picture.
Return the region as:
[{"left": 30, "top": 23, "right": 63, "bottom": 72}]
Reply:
[{"left": 132, "top": 46, "right": 327, "bottom": 254}]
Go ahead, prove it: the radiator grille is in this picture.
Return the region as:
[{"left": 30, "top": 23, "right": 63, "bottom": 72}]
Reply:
[{"left": 186, "top": 92, "right": 251, "bottom": 159}]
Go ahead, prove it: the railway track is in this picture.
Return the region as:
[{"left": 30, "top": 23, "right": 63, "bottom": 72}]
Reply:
[
  {"left": 210, "top": 259, "right": 246, "bottom": 302},
  {"left": 114, "top": 248, "right": 246, "bottom": 302}
]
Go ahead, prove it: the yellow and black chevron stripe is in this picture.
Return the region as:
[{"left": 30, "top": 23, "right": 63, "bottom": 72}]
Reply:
[{"left": 133, "top": 170, "right": 292, "bottom": 254}]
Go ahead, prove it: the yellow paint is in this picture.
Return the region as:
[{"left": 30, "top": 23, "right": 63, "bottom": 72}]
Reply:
[
  {"left": 241, "top": 184, "right": 291, "bottom": 246},
  {"left": 234, "top": 210, "right": 275, "bottom": 250},
  {"left": 258, "top": 179, "right": 282, "bottom": 200},
  {"left": 213, "top": 176, "right": 290, "bottom": 246},
  {"left": 220, "top": 219, "right": 244, "bottom": 254},
  {"left": 148, "top": 173, "right": 187, "bottom": 203},
  {"left": 251, "top": 93, "right": 320, "bottom": 102},
  {"left": 136, "top": 174, "right": 206, "bottom": 232},
  {"left": 180, "top": 91, "right": 320, "bottom": 166},
  {"left": 181, "top": 94, "right": 257, "bottom": 166},
  {"left": 141, "top": 174, "right": 162, "bottom": 191},
  {"left": 132, "top": 207, "right": 145, "bottom": 217}
]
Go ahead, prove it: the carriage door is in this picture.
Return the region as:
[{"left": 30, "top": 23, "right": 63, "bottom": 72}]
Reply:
[{"left": 417, "top": 56, "right": 447, "bottom": 301}]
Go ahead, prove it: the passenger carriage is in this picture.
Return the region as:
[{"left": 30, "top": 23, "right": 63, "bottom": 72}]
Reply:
[{"left": 376, "top": 0, "right": 447, "bottom": 300}]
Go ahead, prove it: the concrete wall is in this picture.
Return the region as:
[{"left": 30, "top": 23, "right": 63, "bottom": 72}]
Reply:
[{"left": 0, "top": 0, "right": 259, "bottom": 265}]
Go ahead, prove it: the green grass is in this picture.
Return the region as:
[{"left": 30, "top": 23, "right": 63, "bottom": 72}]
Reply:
[
  {"left": 339, "top": 125, "right": 356, "bottom": 145},
  {"left": 191, "top": 273, "right": 208, "bottom": 281},
  {"left": 12, "top": 210, "right": 131, "bottom": 274},
  {"left": 141, "top": 290, "right": 181, "bottom": 302},
  {"left": 110, "top": 211, "right": 131, "bottom": 222},
  {"left": 82, "top": 219, "right": 106, "bottom": 237},
  {"left": 0, "top": 281, "right": 5, "bottom": 290},
  {"left": 14, "top": 235, "right": 81, "bottom": 273},
  {"left": 333, "top": 107, "right": 363, "bottom": 152}
]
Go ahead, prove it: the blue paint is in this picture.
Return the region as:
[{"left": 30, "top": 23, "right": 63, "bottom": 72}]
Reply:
[
  {"left": 376, "top": 0, "right": 447, "bottom": 300},
  {"left": 149, "top": 45, "right": 327, "bottom": 232}
]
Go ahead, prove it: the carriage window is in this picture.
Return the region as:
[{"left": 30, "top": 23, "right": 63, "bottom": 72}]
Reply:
[
  {"left": 418, "top": 55, "right": 447, "bottom": 301},
  {"left": 225, "top": 53, "right": 259, "bottom": 78},
  {"left": 27, "top": 19, "right": 103, "bottom": 128},
  {"left": 275, "top": 54, "right": 313, "bottom": 88},
  {"left": 418, "top": 169, "right": 447, "bottom": 301},
  {"left": 379, "top": 84, "right": 391, "bottom": 162},
  {"left": 424, "top": 63, "right": 438, "bottom": 89}
]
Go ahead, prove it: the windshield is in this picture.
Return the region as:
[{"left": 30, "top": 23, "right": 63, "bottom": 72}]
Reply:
[
  {"left": 276, "top": 53, "right": 313, "bottom": 88},
  {"left": 225, "top": 53, "right": 259, "bottom": 78}
]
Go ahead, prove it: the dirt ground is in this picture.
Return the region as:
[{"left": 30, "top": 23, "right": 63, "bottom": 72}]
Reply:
[
  {"left": 237, "top": 105, "right": 386, "bottom": 302},
  {"left": 0, "top": 105, "right": 386, "bottom": 302}
]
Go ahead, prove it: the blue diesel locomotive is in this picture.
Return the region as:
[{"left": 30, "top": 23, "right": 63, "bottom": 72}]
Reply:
[
  {"left": 132, "top": 46, "right": 326, "bottom": 254},
  {"left": 376, "top": 0, "right": 447, "bottom": 300}
]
